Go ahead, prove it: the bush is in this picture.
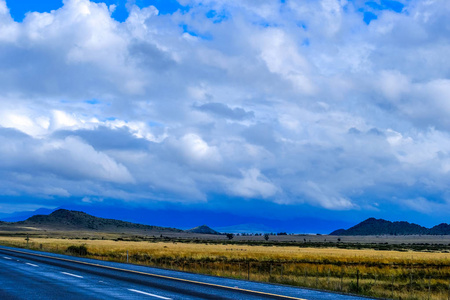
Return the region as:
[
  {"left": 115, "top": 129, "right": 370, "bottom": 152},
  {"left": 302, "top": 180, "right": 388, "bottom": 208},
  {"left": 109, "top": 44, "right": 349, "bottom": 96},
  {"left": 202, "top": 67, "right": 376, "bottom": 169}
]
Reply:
[
  {"left": 66, "top": 245, "right": 88, "bottom": 256},
  {"left": 226, "top": 233, "right": 234, "bottom": 240}
]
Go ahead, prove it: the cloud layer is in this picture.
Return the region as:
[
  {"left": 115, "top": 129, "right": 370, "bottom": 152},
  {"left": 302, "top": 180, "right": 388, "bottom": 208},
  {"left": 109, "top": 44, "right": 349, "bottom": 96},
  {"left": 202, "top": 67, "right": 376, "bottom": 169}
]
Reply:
[{"left": 1, "top": 0, "right": 450, "bottom": 216}]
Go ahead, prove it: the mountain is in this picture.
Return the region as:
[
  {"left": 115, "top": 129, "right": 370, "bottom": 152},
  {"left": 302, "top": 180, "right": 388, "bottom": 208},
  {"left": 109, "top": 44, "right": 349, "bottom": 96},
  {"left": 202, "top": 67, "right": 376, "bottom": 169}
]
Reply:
[
  {"left": 0, "top": 208, "right": 56, "bottom": 222},
  {"left": 48, "top": 204, "right": 354, "bottom": 233},
  {"left": 3, "top": 204, "right": 357, "bottom": 234},
  {"left": 185, "top": 225, "right": 220, "bottom": 234},
  {"left": 20, "top": 209, "right": 182, "bottom": 232},
  {"left": 214, "top": 223, "right": 273, "bottom": 234},
  {"left": 330, "top": 218, "right": 446, "bottom": 236},
  {"left": 329, "top": 228, "right": 346, "bottom": 235},
  {"left": 429, "top": 223, "right": 450, "bottom": 235}
]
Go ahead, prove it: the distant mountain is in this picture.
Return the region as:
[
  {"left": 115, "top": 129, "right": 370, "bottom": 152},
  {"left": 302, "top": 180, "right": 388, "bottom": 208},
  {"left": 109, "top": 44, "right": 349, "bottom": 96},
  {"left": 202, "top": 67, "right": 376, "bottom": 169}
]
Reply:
[
  {"left": 330, "top": 218, "right": 448, "bottom": 235},
  {"left": 429, "top": 223, "right": 450, "bottom": 235},
  {"left": 0, "top": 207, "right": 56, "bottom": 222},
  {"left": 185, "top": 225, "right": 220, "bottom": 234},
  {"left": 19, "top": 209, "right": 182, "bottom": 232},
  {"left": 329, "top": 228, "right": 346, "bottom": 235},
  {"left": 214, "top": 223, "right": 273, "bottom": 234},
  {"left": 48, "top": 204, "right": 354, "bottom": 234}
]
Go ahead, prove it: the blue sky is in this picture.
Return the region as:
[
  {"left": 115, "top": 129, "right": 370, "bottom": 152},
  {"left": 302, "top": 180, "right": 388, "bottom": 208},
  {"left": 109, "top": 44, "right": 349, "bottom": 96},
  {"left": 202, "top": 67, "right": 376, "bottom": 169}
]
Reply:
[
  {"left": 1, "top": 0, "right": 450, "bottom": 232},
  {"left": 6, "top": 0, "right": 185, "bottom": 21}
]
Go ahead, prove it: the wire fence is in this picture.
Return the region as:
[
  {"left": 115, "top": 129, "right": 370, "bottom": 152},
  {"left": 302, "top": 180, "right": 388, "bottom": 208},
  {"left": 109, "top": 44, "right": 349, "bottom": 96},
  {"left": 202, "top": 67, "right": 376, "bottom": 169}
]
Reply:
[{"left": 93, "top": 253, "right": 450, "bottom": 300}]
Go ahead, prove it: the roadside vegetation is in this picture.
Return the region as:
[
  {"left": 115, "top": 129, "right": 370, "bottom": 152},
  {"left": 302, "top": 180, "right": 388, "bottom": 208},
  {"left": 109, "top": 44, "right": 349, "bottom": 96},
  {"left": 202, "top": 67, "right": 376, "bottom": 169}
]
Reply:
[{"left": 2, "top": 235, "right": 450, "bottom": 299}]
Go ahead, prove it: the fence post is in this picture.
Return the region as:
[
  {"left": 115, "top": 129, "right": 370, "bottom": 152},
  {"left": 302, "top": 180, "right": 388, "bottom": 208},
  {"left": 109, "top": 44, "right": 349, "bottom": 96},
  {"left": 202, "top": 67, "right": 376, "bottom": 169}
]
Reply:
[
  {"left": 247, "top": 261, "right": 250, "bottom": 280},
  {"left": 327, "top": 269, "right": 330, "bottom": 287},
  {"left": 447, "top": 284, "right": 450, "bottom": 300},
  {"left": 127, "top": 250, "right": 129, "bottom": 263},
  {"left": 356, "top": 269, "right": 359, "bottom": 293},
  {"left": 410, "top": 273, "right": 413, "bottom": 293},
  {"left": 316, "top": 266, "right": 319, "bottom": 288},
  {"left": 391, "top": 275, "right": 395, "bottom": 299}
]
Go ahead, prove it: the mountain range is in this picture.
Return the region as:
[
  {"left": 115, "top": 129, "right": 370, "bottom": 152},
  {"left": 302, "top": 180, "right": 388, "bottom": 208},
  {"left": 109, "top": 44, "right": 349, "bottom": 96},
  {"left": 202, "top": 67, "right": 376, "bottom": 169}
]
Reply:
[
  {"left": 4, "top": 208, "right": 449, "bottom": 236},
  {"left": 0, "top": 204, "right": 355, "bottom": 234},
  {"left": 331, "top": 218, "right": 450, "bottom": 235},
  {"left": 5, "top": 209, "right": 218, "bottom": 234}
]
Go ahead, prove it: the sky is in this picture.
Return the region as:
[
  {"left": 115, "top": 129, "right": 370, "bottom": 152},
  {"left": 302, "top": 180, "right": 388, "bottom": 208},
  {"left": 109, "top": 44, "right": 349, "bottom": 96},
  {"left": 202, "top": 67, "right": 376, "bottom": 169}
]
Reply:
[{"left": 1, "top": 0, "right": 450, "bottom": 232}]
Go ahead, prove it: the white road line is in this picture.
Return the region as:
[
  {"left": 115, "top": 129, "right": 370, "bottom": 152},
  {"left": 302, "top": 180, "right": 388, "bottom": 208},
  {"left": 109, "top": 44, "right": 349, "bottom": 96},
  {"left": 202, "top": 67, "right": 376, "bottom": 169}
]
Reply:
[
  {"left": 3, "top": 257, "right": 11, "bottom": 260},
  {"left": 61, "top": 272, "right": 83, "bottom": 278},
  {"left": 128, "top": 289, "right": 172, "bottom": 299},
  {"left": 0, "top": 247, "right": 306, "bottom": 300},
  {"left": 26, "top": 263, "right": 38, "bottom": 267}
]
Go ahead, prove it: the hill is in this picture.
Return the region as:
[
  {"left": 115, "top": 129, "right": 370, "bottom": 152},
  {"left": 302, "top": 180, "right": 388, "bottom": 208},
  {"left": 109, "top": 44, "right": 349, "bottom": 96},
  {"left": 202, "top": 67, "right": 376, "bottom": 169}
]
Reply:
[
  {"left": 19, "top": 209, "right": 183, "bottom": 232},
  {"left": 185, "top": 225, "right": 220, "bottom": 234},
  {"left": 429, "top": 223, "right": 450, "bottom": 235},
  {"left": 330, "top": 218, "right": 449, "bottom": 236}
]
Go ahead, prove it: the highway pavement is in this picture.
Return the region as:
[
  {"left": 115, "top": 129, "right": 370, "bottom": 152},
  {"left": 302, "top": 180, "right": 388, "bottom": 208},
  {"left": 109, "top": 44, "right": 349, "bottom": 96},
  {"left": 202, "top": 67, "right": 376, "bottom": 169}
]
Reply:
[{"left": 0, "top": 246, "right": 371, "bottom": 300}]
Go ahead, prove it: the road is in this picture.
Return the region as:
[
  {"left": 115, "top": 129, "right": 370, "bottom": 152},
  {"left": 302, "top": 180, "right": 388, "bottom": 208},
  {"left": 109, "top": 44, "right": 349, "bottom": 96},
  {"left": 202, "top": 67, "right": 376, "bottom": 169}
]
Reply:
[{"left": 0, "top": 246, "right": 370, "bottom": 300}]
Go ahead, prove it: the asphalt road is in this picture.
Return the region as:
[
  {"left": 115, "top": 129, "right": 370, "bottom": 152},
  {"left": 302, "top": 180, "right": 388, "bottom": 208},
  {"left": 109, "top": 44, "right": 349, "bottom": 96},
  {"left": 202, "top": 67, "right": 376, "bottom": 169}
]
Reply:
[{"left": 0, "top": 246, "right": 370, "bottom": 300}]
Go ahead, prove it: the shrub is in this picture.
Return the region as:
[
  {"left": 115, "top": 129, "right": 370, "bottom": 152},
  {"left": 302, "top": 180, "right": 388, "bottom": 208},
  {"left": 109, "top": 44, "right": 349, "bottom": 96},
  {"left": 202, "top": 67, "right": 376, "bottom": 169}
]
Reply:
[
  {"left": 226, "top": 233, "right": 234, "bottom": 240},
  {"left": 66, "top": 245, "right": 88, "bottom": 256}
]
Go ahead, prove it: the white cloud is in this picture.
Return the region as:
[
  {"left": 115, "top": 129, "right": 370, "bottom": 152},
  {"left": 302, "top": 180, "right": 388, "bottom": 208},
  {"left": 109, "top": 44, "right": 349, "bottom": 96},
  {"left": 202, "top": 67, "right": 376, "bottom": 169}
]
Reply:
[
  {"left": 37, "top": 136, "right": 135, "bottom": 184},
  {"left": 180, "top": 134, "right": 221, "bottom": 161},
  {"left": 378, "top": 70, "right": 410, "bottom": 101},
  {"left": 227, "top": 169, "right": 278, "bottom": 199},
  {"left": 0, "top": 0, "right": 450, "bottom": 214},
  {"left": 255, "top": 28, "right": 315, "bottom": 94},
  {"left": 303, "top": 181, "right": 357, "bottom": 210},
  {"left": 0, "top": 1, "right": 18, "bottom": 42}
]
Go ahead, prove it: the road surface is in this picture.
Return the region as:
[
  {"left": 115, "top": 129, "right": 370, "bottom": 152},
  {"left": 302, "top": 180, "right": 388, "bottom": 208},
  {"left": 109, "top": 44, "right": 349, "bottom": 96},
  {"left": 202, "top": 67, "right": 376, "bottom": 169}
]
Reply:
[{"left": 0, "top": 246, "right": 371, "bottom": 300}]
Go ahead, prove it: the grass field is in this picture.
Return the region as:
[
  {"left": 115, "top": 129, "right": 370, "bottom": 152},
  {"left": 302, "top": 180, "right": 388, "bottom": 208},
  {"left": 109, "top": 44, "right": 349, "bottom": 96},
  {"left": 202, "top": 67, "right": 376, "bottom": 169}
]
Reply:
[{"left": 1, "top": 236, "right": 450, "bottom": 300}]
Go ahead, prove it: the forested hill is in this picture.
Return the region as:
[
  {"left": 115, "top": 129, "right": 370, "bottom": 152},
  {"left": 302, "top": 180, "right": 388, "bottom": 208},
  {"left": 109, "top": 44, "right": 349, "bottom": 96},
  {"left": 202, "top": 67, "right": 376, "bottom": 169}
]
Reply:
[
  {"left": 19, "top": 209, "right": 183, "bottom": 232},
  {"left": 330, "top": 218, "right": 450, "bottom": 235},
  {"left": 185, "top": 225, "right": 220, "bottom": 234}
]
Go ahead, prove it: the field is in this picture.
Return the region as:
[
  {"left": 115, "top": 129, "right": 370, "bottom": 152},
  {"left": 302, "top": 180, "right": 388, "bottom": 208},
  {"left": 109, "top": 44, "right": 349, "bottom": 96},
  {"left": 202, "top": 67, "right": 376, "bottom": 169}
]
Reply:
[{"left": 1, "top": 234, "right": 450, "bottom": 300}]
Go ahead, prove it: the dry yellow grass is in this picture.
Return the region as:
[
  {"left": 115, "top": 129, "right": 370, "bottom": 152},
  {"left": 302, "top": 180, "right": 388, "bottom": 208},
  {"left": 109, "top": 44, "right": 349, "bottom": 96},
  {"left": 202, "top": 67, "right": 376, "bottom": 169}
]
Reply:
[
  {"left": 1, "top": 236, "right": 450, "bottom": 300},
  {"left": 2, "top": 235, "right": 449, "bottom": 260}
]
